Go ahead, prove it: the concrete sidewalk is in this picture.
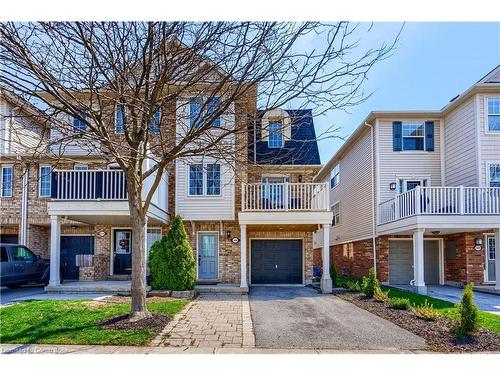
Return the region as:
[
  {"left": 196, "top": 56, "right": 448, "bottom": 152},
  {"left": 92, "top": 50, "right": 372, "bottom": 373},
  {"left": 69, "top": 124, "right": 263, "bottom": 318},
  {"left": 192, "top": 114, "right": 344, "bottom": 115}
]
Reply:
[{"left": 0, "top": 343, "right": 424, "bottom": 354}]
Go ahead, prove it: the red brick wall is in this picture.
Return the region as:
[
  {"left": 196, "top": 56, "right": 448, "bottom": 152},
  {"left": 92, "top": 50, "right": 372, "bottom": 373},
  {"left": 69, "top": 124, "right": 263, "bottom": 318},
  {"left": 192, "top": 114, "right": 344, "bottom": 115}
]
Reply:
[{"left": 444, "top": 232, "right": 485, "bottom": 285}]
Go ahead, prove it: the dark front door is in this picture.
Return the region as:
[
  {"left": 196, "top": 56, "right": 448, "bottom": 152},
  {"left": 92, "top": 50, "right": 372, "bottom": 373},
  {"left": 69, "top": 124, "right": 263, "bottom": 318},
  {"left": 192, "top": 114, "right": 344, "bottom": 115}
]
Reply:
[
  {"left": 198, "top": 233, "right": 218, "bottom": 280},
  {"left": 251, "top": 239, "right": 302, "bottom": 284},
  {"left": 114, "top": 230, "right": 132, "bottom": 275},
  {"left": 60, "top": 236, "right": 94, "bottom": 280}
]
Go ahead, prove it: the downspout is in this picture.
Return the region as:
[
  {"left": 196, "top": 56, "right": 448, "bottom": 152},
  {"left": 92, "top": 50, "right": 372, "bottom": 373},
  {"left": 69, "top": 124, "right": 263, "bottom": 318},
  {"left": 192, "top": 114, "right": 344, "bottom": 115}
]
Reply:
[
  {"left": 364, "top": 122, "right": 377, "bottom": 277},
  {"left": 20, "top": 161, "right": 29, "bottom": 246}
]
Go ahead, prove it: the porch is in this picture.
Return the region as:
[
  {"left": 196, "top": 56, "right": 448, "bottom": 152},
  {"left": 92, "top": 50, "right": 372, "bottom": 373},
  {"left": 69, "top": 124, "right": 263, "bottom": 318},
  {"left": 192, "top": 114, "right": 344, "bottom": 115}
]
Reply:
[
  {"left": 238, "top": 182, "right": 334, "bottom": 293},
  {"left": 46, "top": 168, "right": 169, "bottom": 287}
]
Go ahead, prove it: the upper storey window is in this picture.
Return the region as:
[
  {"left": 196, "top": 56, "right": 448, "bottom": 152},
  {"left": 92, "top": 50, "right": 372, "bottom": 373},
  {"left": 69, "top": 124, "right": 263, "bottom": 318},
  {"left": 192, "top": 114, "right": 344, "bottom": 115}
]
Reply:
[
  {"left": 487, "top": 98, "right": 500, "bottom": 131},
  {"left": 0, "top": 166, "right": 13, "bottom": 197},
  {"left": 115, "top": 105, "right": 126, "bottom": 134},
  {"left": 190, "top": 96, "right": 221, "bottom": 128},
  {"left": 73, "top": 112, "right": 86, "bottom": 132},
  {"left": 268, "top": 121, "right": 284, "bottom": 148},
  {"left": 330, "top": 163, "right": 340, "bottom": 189},
  {"left": 393, "top": 121, "right": 434, "bottom": 152}
]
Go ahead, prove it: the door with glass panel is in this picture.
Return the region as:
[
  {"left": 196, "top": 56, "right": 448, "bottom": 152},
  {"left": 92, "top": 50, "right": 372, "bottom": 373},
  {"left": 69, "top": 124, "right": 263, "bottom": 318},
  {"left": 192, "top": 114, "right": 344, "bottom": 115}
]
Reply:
[
  {"left": 198, "top": 233, "right": 218, "bottom": 280},
  {"left": 486, "top": 236, "right": 496, "bottom": 282},
  {"left": 262, "top": 176, "right": 289, "bottom": 209}
]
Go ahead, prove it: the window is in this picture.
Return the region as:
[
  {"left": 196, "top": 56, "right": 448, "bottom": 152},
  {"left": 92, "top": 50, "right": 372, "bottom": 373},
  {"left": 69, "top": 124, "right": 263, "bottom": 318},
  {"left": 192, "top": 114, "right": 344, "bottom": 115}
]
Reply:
[
  {"left": 147, "top": 228, "right": 162, "bottom": 256},
  {"left": 332, "top": 202, "right": 340, "bottom": 226},
  {"left": 330, "top": 164, "right": 340, "bottom": 189},
  {"left": 206, "top": 164, "right": 221, "bottom": 195},
  {"left": 190, "top": 97, "right": 221, "bottom": 128},
  {"left": 402, "top": 122, "right": 425, "bottom": 151},
  {"left": 487, "top": 236, "right": 496, "bottom": 261},
  {"left": 11, "top": 246, "right": 35, "bottom": 262},
  {"left": 398, "top": 179, "right": 427, "bottom": 193},
  {"left": 1, "top": 247, "right": 8, "bottom": 262},
  {"left": 39, "top": 166, "right": 52, "bottom": 197},
  {"left": 487, "top": 98, "right": 500, "bottom": 131},
  {"left": 73, "top": 112, "right": 86, "bottom": 131},
  {"left": 489, "top": 164, "right": 500, "bottom": 187},
  {"left": 268, "top": 121, "right": 284, "bottom": 148},
  {"left": 189, "top": 164, "right": 203, "bottom": 195},
  {"left": 149, "top": 109, "right": 161, "bottom": 133},
  {"left": 74, "top": 164, "right": 88, "bottom": 170},
  {"left": 1, "top": 166, "right": 13, "bottom": 197},
  {"left": 115, "top": 105, "right": 126, "bottom": 133}
]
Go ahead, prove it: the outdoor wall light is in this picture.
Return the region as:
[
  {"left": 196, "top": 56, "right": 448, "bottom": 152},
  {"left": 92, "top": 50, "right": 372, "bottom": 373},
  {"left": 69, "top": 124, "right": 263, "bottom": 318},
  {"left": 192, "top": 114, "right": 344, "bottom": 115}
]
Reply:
[
  {"left": 389, "top": 182, "right": 397, "bottom": 191},
  {"left": 226, "top": 230, "right": 231, "bottom": 239},
  {"left": 475, "top": 237, "right": 483, "bottom": 250},
  {"left": 298, "top": 174, "right": 303, "bottom": 182}
]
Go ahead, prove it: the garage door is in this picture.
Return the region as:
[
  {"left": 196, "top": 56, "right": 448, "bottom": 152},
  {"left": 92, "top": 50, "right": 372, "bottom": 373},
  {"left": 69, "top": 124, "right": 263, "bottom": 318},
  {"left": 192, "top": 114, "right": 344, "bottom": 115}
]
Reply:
[
  {"left": 389, "top": 240, "right": 440, "bottom": 285},
  {"left": 60, "top": 236, "right": 94, "bottom": 280},
  {"left": 251, "top": 239, "right": 302, "bottom": 284}
]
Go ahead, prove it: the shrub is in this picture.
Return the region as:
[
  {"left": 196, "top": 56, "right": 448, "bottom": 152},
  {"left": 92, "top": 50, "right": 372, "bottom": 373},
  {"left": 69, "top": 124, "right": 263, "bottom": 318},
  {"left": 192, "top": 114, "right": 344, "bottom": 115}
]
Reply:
[
  {"left": 362, "top": 267, "right": 380, "bottom": 298},
  {"left": 373, "top": 286, "right": 390, "bottom": 303},
  {"left": 412, "top": 300, "right": 440, "bottom": 321},
  {"left": 330, "top": 265, "right": 337, "bottom": 286},
  {"left": 455, "top": 283, "right": 479, "bottom": 338},
  {"left": 148, "top": 215, "right": 196, "bottom": 291},
  {"left": 390, "top": 297, "right": 411, "bottom": 310},
  {"left": 345, "top": 280, "right": 362, "bottom": 292}
]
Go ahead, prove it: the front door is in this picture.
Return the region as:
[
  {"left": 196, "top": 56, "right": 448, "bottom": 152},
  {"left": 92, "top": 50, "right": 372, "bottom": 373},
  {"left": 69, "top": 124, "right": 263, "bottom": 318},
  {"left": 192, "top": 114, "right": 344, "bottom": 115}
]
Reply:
[
  {"left": 114, "top": 230, "right": 132, "bottom": 275},
  {"left": 198, "top": 233, "right": 218, "bottom": 280},
  {"left": 486, "top": 236, "right": 496, "bottom": 282}
]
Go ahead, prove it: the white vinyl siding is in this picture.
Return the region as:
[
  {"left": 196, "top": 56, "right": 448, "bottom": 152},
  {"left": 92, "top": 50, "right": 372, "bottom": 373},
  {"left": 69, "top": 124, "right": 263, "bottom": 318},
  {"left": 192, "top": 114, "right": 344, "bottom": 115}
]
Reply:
[
  {"left": 443, "top": 97, "right": 478, "bottom": 186},
  {"left": 314, "top": 128, "right": 373, "bottom": 247},
  {"left": 175, "top": 157, "right": 235, "bottom": 220},
  {"left": 378, "top": 119, "right": 442, "bottom": 204}
]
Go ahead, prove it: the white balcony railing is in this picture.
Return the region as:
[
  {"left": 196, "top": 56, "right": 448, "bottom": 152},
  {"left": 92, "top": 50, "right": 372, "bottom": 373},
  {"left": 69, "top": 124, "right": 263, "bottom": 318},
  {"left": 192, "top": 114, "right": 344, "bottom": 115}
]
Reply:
[
  {"left": 379, "top": 186, "right": 500, "bottom": 224},
  {"left": 242, "top": 182, "right": 329, "bottom": 212},
  {"left": 51, "top": 170, "right": 127, "bottom": 200}
]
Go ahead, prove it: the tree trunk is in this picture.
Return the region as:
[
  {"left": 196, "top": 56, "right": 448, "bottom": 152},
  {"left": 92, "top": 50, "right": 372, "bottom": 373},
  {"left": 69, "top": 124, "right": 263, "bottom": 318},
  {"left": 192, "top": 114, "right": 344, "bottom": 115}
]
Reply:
[{"left": 129, "top": 192, "right": 150, "bottom": 321}]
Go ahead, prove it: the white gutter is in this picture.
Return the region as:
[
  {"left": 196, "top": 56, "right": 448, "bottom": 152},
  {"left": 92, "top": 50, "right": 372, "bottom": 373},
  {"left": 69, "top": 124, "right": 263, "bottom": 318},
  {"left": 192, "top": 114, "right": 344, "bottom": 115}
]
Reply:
[
  {"left": 364, "top": 122, "right": 377, "bottom": 277},
  {"left": 20, "top": 163, "right": 29, "bottom": 245}
]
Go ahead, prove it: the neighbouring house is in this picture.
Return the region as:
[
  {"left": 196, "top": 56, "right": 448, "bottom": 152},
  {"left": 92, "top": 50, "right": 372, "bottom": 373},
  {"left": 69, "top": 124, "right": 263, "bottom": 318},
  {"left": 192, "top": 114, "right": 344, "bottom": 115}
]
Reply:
[
  {"left": 0, "top": 84, "right": 334, "bottom": 291},
  {"left": 313, "top": 65, "right": 500, "bottom": 293}
]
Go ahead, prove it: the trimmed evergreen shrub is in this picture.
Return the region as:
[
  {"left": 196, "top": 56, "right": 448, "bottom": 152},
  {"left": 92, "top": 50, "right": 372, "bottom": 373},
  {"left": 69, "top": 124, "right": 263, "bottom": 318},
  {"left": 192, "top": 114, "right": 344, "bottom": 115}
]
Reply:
[
  {"left": 148, "top": 215, "right": 196, "bottom": 291},
  {"left": 455, "top": 283, "right": 479, "bottom": 338},
  {"left": 373, "top": 286, "right": 390, "bottom": 303},
  {"left": 362, "top": 267, "right": 379, "bottom": 298},
  {"left": 330, "top": 265, "right": 337, "bottom": 286},
  {"left": 390, "top": 297, "right": 411, "bottom": 310}
]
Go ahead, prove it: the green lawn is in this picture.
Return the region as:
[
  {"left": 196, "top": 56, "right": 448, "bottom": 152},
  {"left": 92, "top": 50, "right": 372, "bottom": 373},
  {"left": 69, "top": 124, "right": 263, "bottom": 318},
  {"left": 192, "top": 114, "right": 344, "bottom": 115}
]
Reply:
[
  {"left": 0, "top": 299, "right": 188, "bottom": 346},
  {"left": 381, "top": 286, "right": 500, "bottom": 334}
]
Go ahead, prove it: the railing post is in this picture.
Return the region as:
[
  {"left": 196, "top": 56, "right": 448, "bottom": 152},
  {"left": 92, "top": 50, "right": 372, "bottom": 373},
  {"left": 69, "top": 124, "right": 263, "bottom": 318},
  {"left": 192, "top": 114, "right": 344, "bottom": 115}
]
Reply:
[
  {"left": 325, "top": 183, "right": 330, "bottom": 211},
  {"left": 284, "top": 182, "right": 289, "bottom": 211},
  {"left": 459, "top": 185, "right": 464, "bottom": 215},
  {"left": 415, "top": 186, "right": 421, "bottom": 215},
  {"left": 394, "top": 194, "right": 400, "bottom": 220}
]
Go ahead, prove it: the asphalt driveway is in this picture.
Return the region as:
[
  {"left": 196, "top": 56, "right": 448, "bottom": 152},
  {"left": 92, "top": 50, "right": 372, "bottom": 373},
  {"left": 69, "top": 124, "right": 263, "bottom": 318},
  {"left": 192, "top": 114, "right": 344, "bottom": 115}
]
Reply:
[{"left": 249, "top": 286, "right": 426, "bottom": 350}]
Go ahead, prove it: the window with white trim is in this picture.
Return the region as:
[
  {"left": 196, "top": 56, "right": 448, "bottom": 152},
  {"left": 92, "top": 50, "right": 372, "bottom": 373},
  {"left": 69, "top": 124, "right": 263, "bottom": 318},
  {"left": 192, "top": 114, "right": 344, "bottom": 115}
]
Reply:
[
  {"left": 74, "top": 164, "right": 88, "bottom": 170},
  {"left": 489, "top": 164, "right": 500, "bottom": 187},
  {"left": 487, "top": 97, "right": 500, "bottom": 132},
  {"left": 331, "top": 202, "right": 340, "bottom": 226},
  {"left": 402, "top": 122, "right": 425, "bottom": 150},
  {"left": 330, "top": 164, "right": 340, "bottom": 189},
  {"left": 268, "top": 121, "right": 284, "bottom": 148},
  {"left": 0, "top": 166, "right": 13, "bottom": 197},
  {"left": 73, "top": 112, "right": 86, "bottom": 132},
  {"left": 188, "top": 163, "right": 221, "bottom": 196},
  {"left": 147, "top": 228, "right": 162, "bottom": 255},
  {"left": 149, "top": 109, "right": 161, "bottom": 133},
  {"left": 189, "top": 96, "right": 221, "bottom": 128},
  {"left": 39, "top": 165, "right": 52, "bottom": 197},
  {"left": 487, "top": 236, "right": 495, "bottom": 261},
  {"left": 115, "top": 105, "right": 126, "bottom": 133}
]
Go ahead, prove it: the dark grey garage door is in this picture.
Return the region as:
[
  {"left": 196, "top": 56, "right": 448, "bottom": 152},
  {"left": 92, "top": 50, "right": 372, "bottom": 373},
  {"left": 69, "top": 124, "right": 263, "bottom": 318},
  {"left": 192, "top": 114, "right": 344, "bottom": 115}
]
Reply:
[
  {"left": 251, "top": 239, "right": 302, "bottom": 284},
  {"left": 60, "top": 236, "right": 94, "bottom": 280},
  {"left": 389, "top": 240, "right": 440, "bottom": 285}
]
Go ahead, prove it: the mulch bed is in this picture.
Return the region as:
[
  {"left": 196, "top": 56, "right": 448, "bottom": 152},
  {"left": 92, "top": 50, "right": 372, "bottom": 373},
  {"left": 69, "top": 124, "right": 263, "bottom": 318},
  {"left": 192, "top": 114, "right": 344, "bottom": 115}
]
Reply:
[
  {"left": 99, "top": 313, "right": 169, "bottom": 334},
  {"left": 334, "top": 289, "right": 500, "bottom": 353}
]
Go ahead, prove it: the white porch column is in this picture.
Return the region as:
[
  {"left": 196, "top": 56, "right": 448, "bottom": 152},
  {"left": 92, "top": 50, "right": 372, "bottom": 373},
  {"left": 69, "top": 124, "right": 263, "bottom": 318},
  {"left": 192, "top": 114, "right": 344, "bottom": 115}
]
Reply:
[
  {"left": 413, "top": 228, "right": 427, "bottom": 295},
  {"left": 49, "top": 215, "right": 61, "bottom": 286},
  {"left": 320, "top": 223, "right": 332, "bottom": 294},
  {"left": 495, "top": 228, "right": 500, "bottom": 291},
  {"left": 240, "top": 224, "right": 248, "bottom": 289}
]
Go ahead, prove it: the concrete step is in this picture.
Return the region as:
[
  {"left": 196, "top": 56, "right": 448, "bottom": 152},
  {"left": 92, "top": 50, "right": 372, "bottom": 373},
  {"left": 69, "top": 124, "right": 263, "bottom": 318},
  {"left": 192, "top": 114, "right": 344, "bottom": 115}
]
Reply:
[{"left": 195, "top": 284, "right": 248, "bottom": 295}]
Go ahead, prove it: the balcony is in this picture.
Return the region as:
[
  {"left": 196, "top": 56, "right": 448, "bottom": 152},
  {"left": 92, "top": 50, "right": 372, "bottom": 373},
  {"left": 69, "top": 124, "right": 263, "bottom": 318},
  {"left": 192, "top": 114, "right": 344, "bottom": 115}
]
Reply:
[
  {"left": 239, "top": 182, "right": 332, "bottom": 226},
  {"left": 48, "top": 169, "right": 169, "bottom": 224},
  {"left": 378, "top": 186, "right": 500, "bottom": 234}
]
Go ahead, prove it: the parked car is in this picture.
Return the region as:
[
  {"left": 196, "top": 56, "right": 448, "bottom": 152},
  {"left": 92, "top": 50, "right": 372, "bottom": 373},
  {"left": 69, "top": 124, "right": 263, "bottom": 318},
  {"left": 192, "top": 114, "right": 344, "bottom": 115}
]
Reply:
[{"left": 0, "top": 243, "right": 50, "bottom": 287}]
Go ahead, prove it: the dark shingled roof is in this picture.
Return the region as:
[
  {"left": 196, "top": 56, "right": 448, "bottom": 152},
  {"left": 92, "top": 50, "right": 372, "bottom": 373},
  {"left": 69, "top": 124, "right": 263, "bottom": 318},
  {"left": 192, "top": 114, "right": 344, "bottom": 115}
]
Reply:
[{"left": 248, "top": 109, "right": 321, "bottom": 165}]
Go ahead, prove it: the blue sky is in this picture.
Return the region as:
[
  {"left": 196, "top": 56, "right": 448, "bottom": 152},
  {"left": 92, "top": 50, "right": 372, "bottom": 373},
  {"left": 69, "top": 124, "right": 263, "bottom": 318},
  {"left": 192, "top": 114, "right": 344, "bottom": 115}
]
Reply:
[{"left": 314, "top": 22, "right": 500, "bottom": 164}]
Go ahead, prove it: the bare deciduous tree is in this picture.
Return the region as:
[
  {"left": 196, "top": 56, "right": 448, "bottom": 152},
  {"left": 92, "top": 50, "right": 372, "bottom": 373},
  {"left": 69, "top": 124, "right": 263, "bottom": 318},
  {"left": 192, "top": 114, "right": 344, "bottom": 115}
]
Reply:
[{"left": 0, "top": 21, "right": 398, "bottom": 320}]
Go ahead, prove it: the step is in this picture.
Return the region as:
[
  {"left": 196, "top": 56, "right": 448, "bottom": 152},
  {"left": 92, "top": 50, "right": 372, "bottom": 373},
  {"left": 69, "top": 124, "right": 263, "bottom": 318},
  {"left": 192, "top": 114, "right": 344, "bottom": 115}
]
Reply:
[{"left": 195, "top": 284, "right": 248, "bottom": 295}]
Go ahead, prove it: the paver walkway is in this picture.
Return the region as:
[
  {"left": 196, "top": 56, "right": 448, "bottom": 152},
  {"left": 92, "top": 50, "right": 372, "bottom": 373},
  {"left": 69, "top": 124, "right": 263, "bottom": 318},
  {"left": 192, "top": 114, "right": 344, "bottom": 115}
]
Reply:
[{"left": 151, "top": 293, "right": 255, "bottom": 348}]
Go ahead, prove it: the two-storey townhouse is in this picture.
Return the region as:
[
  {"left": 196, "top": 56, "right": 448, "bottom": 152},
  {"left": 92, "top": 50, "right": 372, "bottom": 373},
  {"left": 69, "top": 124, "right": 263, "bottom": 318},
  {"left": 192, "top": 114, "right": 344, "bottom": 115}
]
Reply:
[{"left": 313, "top": 65, "right": 500, "bottom": 294}]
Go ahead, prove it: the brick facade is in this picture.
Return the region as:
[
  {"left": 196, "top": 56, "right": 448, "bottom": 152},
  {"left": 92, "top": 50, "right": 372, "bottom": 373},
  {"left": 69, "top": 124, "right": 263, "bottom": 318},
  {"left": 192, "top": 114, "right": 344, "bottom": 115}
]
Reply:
[{"left": 443, "top": 232, "right": 485, "bottom": 285}]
